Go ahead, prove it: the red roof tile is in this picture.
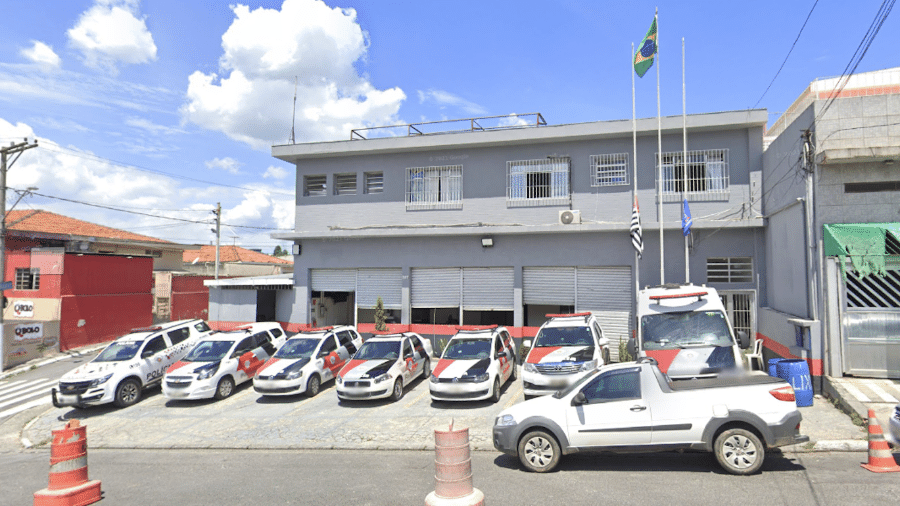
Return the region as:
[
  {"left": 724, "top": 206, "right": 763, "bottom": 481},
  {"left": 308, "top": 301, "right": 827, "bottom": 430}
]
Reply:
[
  {"left": 6, "top": 210, "right": 177, "bottom": 245},
  {"left": 182, "top": 245, "right": 292, "bottom": 265}
]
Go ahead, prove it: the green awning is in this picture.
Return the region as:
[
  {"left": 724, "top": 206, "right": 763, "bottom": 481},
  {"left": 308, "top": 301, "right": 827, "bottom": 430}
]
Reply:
[{"left": 823, "top": 222, "right": 900, "bottom": 277}]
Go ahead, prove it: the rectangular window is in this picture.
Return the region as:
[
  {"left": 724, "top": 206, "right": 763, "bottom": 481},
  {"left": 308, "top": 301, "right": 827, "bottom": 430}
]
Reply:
[
  {"left": 707, "top": 257, "right": 753, "bottom": 283},
  {"left": 303, "top": 175, "right": 327, "bottom": 197},
  {"left": 406, "top": 165, "right": 463, "bottom": 210},
  {"left": 507, "top": 158, "right": 570, "bottom": 207},
  {"left": 591, "top": 153, "right": 629, "bottom": 187},
  {"left": 364, "top": 172, "right": 383, "bottom": 194},
  {"left": 334, "top": 173, "right": 357, "bottom": 195},
  {"left": 15, "top": 268, "right": 40, "bottom": 290},
  {"left": 657, "top": 149, "right": 729, "bottom": 201}
]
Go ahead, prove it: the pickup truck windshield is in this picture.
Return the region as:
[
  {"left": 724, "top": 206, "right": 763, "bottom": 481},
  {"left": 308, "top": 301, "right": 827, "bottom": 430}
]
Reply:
[
  {"left": 275, "top": 338, "right": 319, "bottom": 359},
  {"left": 442, "top": 338, "right": 491, "bottom": 360},
  {"left": 534, "top": 327, "right": 593, "bottom": 347},
  {"left": 94, "top": 341, "right": 142, "bottom": 362},
  {"left": 184, "top": 340, "right": 234, "bottom": 362},
  {"left": 355, "top": 341, "right": 400, "bottom": 360},
  {"left": 641, "top": 311, "right": 734, "bottom": 350}
]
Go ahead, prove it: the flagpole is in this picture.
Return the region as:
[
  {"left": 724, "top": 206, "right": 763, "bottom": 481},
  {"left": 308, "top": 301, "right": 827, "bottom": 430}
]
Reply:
[
  {"left": 632, "top": 42, "right": 640, "bottom": 303},
  {"left": 683, "top": 37, "right": 689, "bottom": 283},
  {"left": 655, "top": 7, "right": 664, "bottom": 285}
]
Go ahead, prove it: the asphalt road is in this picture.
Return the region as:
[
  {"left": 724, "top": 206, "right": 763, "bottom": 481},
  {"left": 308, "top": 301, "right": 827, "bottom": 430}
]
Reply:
[{"left": 6, "top": 447, "right": 898, "bottom": 506}]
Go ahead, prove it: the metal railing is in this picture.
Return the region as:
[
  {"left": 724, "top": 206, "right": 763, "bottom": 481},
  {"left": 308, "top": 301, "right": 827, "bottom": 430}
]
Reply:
[{"left": 350, "top": 113, "right": 546, "bottom": 140}]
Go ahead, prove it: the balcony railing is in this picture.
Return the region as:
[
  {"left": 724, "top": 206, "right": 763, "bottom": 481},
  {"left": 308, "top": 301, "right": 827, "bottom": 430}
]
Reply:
[{"left": 350, "top": 113, "right": 546, "bottom": 140}]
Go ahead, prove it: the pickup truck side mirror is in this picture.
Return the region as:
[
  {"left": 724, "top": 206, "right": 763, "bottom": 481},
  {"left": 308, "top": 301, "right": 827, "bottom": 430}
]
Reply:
[
  {"left": 626, "top": 338, "right": 637, "bottom": 359},
  {"left": 737, "top": 331, "right": 750, "bottom": 349},
  {"left": 571, "top": 391, "right": 587, "bottom": 406}
]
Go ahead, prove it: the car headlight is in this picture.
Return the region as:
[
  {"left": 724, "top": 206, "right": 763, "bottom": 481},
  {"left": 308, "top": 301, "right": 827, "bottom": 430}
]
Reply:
[
  {"left": 524, "top": 363, "right": 537, "bottom": 373},
  {"left": 430, "top": 374, "right": 439, "bottom": 384},
  {"left": 89, "top": 374, "right": 113, "bottom": 388},
  {"left": 196, "top": 362, "right": 220, "bottom": 380},
  {"left": 579, "top": 360, "right": 598, "bottom": 372},
  {"left": 495, "top": 414, "right": 516, "bottom": 427},
  {"left": 373, "top": 373, "right": 391, "bottom": 384},
  {"left": 336, "top": 376, "right": 343, "bottom": 384},
  {"left": 475, "top": 372, "right": 490, "bottom": 383},
  {"left": 285, "top": 369, "right": 304, "bottom": 380}
]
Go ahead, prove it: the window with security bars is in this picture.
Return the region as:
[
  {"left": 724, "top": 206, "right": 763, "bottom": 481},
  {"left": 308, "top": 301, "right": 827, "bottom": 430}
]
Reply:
[
  {"left": 406, "top": 165, "right": 462, "bottom": 210},
  {"left": 15, "top": 268, "right": 40, "bottom": 290},
  {"left": 591, "top": 153, "right": 629, "bottom": 187},
  {"left": 334, "top": 173, "right": 357, "bottom": 195},
  {"left": 720, "top": 292, "right": 753, "bottom": 338},
  {"left": 507, "top": 158, "right": 570, "bottom": 207},
  {"left": 304, "top": 175, "right": 327, "bottom": 197},
  {"left": 707, "top": 257, "right": 753, "bottom": 283},
  {"left": 364, "top": 172, "right": 383, "bottom": 194},
  {"left": 657, "top": 149, "right": 729, "bottom": 201}
]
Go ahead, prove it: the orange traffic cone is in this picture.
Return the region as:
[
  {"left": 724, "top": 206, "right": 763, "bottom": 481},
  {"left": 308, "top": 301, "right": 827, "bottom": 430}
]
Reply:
[
  {"left": 34, "top": 419, "right": 102, "bottom": 506},
  {"left": 861, "top": 409, "right": 900, "bottom": 473}
]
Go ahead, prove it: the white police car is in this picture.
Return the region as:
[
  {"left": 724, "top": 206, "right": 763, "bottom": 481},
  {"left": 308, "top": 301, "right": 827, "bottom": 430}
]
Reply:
[
  {"left": 336, "top": 332, "right": 433, "bottom": 402},
  {"left": 52, "top": 319, "right": 212, "bottom": 408},
  {"left": 162, "top": 322, "right": 286, "bottom": 401},
  {"left": 253, "top": 326, "right": 363, "bottom": 397},
  {"left": 430, "top": 326, "right": 517, "bottom": 403}
]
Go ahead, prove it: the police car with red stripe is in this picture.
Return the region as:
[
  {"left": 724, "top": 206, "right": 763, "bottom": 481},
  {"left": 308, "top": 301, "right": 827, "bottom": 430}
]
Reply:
[
  {"left": 336, "top": 332, "right": 433, "bottom": 402},
  {"left": 162, "top": 322, "right": 286, "bottom": 401},
  {"left": 521, "top": 313, "right": 610, "bottom": 398},
  {"left": 430, "top": 326, "right": 517, "bottom": 403},
  {"left": 253, "top": 326, "right": 362, "bottom": 397}
]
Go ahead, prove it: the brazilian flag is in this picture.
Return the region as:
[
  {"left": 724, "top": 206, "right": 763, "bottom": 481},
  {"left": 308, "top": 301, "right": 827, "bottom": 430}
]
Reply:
[{"left": 634, "top": 15, "right": 658, "bottom": 78}]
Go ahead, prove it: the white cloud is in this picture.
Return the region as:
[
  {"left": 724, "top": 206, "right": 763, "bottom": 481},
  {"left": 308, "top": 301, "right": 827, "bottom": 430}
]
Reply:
[
  {"left": 263, "top": 165, "right": 289, "bottom": 179},
  {"left": 181, "top": 0, "right": 405, "bottom": 150},
  {"left": 67, "top": 0, "right": 157, "bottom": 74},
  {"left": 417, "top": 89, "right": 486, "bottom": 115},
  {"left": 125, "top": 117, "right": 185, "bottom": 136},
  {"left": 20, "top": 41, "right": 61, "bottom": 69},
  {"left": 205, "top": 157, "right": 242, "bottom": 174}
]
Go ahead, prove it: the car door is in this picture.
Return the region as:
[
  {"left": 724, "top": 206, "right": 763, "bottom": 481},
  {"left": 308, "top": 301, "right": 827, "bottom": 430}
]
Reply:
[
  {"left": 233, "top": 336, "right": 258, "bottom": 382},
  {"left": 565, "top": 367, "right": 652, "bottom": 448},
  {"left": 401, "top": 338, "right": 417, "bottom": 381},
  {"left": 410, "top": 335, "right": 428, "bottom": 378},
  {"left": 318, "top": 335, "right": 343, "bottom": 380},
  {"left": 337, "top": 330, "right": 358, "bottom": 356},
  {"left": 141, "top": 335, "right": 170, "bottom": 386},
  {"left": 493, "top": 334, "right": 511, "bottom": 383}
]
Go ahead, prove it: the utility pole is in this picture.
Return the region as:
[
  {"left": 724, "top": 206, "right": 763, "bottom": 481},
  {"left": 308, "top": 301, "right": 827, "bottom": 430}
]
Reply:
[
  {"left": 1, "top": 138, "right": 39, "bottom": 343},
  {"left": 211, "top": 203, "right": 221, "bottom": 280}
]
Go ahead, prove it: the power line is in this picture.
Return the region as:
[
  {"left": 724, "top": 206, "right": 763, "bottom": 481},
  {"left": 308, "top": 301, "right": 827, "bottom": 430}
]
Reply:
[{"left": 752, "top": 0, "right": 819, "bottom": 109}]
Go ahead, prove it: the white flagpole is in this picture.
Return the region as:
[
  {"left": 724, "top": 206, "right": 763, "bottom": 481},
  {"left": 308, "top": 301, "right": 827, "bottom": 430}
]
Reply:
[
  {"left": 632, "top": 42, "right": 640, "bottom": 303},
  {"left": 683, "top": 37, "right": 689, "bottom": 283},
  {"left": 655, "top": 8, "right": 664, "bottom": 285}
]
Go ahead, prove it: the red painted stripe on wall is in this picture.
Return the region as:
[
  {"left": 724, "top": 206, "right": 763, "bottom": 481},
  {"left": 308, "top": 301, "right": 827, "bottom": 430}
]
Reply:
[{"left": 756, "top": 333, "right": 823, "bottom": 376}]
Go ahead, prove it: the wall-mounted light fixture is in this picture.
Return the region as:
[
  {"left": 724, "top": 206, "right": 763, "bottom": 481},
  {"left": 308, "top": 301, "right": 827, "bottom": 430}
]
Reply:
[
  {"left": 481, "top": 237, "right": 493, "bottom": 248},
  {"left": 292, "top": 243, "right": 301, "bottom": 255}
]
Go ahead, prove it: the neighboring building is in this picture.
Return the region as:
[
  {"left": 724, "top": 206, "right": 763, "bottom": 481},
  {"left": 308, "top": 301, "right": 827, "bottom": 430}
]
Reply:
[
  {"left": 762, "top": 67, "right": 900, "bottom": 383},
  {"left": 2, "top": 210, "right": 193, "bottom": 368},
  {"left": 207, "top": 110, "right": 767, "bottom": 355},
  {"left": 182, "top": 245, "right": 293, "bottom": 277}
]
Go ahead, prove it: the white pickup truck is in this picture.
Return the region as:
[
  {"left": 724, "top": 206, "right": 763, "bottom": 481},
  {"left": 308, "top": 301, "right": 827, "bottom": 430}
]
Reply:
[{"left": 493, "top": 358, "right": 808, "bottom": 475}]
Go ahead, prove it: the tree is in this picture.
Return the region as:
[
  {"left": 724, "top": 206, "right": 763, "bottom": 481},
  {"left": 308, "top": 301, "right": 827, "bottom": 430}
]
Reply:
[
  {"left": 374, "top": 296, "right": 388, "bottom": 332},
  {"left": 273, "top": 245, "right": 284, "bottom": 256}
]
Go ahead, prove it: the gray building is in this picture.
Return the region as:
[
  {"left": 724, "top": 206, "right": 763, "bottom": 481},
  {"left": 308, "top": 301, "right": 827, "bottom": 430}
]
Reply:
[
  {"left": 761, "top": 67, "right": 900, "bottom": 382},
  {"left": 204, "top": 109, "right": 768, "bottom": 355}
]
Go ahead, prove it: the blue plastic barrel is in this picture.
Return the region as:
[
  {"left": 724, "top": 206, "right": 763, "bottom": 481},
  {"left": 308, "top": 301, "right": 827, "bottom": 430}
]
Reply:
[
  {"left": 776, "top": 359, "right": 813, "bottom": 407},
  {"left": 767, "top": 358, "right": 784, "bottom": 377}
]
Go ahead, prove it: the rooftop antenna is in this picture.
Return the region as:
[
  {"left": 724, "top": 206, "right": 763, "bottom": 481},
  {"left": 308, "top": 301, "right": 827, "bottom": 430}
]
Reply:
[{"left": 290, "top": 76, "right": 297, "bottom": 144}]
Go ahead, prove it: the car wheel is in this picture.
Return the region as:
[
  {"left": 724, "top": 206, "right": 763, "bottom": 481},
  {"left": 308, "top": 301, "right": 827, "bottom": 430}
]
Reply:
[
  {"left": 389, "top": 378, "right": 404, "bottom": 401},
  {"left": 491, "top": 377, "right": 501, "bottom": 403},
  {"left": 113, "top": 378, "right": 141, "bottom": 408},
  {"left": 714, "top": 427, "right": 765, "bottom": 475},
  {"left": 307, "top": 375, "right": 320, "bottom": 397},
  {"left": 518, "top": 430, "right": 561, "bottom": 473},
  {"left": 422, "top": 359, "right": 431, "bottom": 378},
  {"left": 214, "top": 376, "right": 235, "bottom": 400},
  {"left": 510, "top": 359, "right": 518, "bottom": 381}
]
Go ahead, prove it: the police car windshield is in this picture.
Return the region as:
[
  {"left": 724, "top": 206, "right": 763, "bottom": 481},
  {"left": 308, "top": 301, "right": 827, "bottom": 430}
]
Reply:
[
  {"left": 183, "top": 340, "right": 234, "bottom": 362},
  {"left": 641, "top": 311, "right": 733, "bottom": 350},
  {"left": 442, "top": 338, "right": 491, "bottom": 360},
  {"left": 355, "top": 340, "right": 400, "bottom": 360},
  {"left": 275, "top": 338, "right": 319, "bottom": 359},
  {"left": 94, "top": 341, "right": 142, "bottom": 362},
  {"left": 534, "top": 327, "right": 593, "bottom": 347}
]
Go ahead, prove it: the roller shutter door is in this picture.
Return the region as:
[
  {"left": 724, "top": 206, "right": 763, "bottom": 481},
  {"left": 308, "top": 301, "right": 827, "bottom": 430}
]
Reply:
[
  {"left": 576, "top": 266, "right": 632, "bottom": 362},
  {"left": 523, "top": 267, "right": 575, "bottom": 305},
  {"left": 310, "top": 269, "right": 356, "bottom": 292},
  {"left": 462, "top": 267, "right": 514, "bottom": 310},
  {"left": 357, "top": 268, "right": 402, "bottom": 309},
  {"left": 411, "top": 268, "right": 460, "bottom": 307}
]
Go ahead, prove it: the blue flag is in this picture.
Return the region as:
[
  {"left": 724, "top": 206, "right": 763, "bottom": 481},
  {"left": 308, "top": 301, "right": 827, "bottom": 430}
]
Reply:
[{"left": 682, "top": 199, "right": 692, "bottom": 236}]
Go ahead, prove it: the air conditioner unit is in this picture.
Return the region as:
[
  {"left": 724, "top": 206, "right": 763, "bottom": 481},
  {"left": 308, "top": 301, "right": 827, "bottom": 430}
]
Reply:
[{"left": 559, "top": 210, "right": 581, "bottom": 225}]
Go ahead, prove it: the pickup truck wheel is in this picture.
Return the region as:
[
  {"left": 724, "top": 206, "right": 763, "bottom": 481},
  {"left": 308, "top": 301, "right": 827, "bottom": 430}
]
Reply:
[
  {"left": 214, "top": 376, "right": 235, "bottom": 400},
  {"left": 518, "top": 430, "right": 561, "bottom": 473},
  {"left": 714, "top": 428, "right": 764, "bottom": 475},
  {"left": 114, "top": 378, "right": 141, "bottom": 408},
  {"left": 306, "top": 374, "right": 320, "bottom": 397}
]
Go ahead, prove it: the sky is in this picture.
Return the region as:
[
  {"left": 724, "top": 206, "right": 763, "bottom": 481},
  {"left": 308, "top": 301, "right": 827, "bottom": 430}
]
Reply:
[{"left": 0, "top": 0, "right": 897, "bottom": 254}]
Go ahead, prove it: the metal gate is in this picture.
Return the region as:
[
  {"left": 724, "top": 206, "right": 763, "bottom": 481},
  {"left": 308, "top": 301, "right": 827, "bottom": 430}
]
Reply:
[
  {"left": 841, "top": 266, "right": 900, "bottom": 378},
  {"left": 310, "top": 269, "right": 357, "bottom": 292},
  {"left": 411, "top": 268, "right": 460, "bottom": 308},
  {"left": 522, "top": 267, "right": 576, "bottom": 305},
  {"left": 357, "top": 268, "right": 402, "bottom": 309},
  {"left": 576, "top": 267, "right": 632, "bottom": 361},
  {"left": 462, "top": 267, "right": 514, "bottom": 311}
]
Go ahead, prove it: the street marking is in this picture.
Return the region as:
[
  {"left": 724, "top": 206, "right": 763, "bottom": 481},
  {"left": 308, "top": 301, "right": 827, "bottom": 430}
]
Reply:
[
  {"left": 0, "top": 379, "right": 27, "bottom": 393},
  {"left": 0, "top": 396, "right": 51, "bottom": 419},
  {"left": 865, "top": 381, "right": 899, "bottom": 403},
  {"left": 0, "top": 379, "right": 56, "bottom": 404},
  {"left": 405, "top": 388, "right": 430, "bottom": 409},
  {"left": 842, "top": 382, "right": 872, "bottom": 403},
  {"left": 503, "top": 384, "right": 523, "bottom": 410}
]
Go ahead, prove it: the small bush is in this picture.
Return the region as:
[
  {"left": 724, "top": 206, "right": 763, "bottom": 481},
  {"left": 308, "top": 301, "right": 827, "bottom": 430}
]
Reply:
[{"left": 618, "top": 340, "right": 633, "bottom": 363}]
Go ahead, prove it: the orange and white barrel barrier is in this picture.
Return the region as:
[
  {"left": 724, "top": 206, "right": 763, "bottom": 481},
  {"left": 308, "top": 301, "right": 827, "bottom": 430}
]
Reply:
[
  {"left": 34, "top": 419, "right": 102, "bottom": 506},
  {"left": 425, "top": 420, "right": 484, "bottom": 506}
]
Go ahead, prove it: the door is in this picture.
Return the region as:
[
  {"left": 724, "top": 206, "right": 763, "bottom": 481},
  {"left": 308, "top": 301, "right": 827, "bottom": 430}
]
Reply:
[
  {"left": 318, "top": 335, "right": 343, "bottom": 380},
  {"left": 565, "top": 367, "right": 651, "bottom": 447},
  {"left": 141, "top": 335, "right": 170, "bottom": 385}
]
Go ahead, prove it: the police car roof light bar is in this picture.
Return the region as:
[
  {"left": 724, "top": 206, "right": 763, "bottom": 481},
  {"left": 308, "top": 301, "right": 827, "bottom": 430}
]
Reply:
[
  {"left": 303, "top": 326, "right": 334, "bottom": 333},
  {"left": 649, "top": 291, "right": 708, "bottom": 302},
  {"left": 130, "top": 325, "right": 162, "bottom": 333},
  {"left": 455, "top": 325, "right": 498, "bottom": 332},
  {"left": 545, "top": 312, "right": 592, "bottom": 322}
]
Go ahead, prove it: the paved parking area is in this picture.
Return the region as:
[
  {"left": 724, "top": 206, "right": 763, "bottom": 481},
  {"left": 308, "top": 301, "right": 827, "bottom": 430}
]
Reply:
[{"left": 22, "top": 374, "right": 523, "bottom": 451}]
